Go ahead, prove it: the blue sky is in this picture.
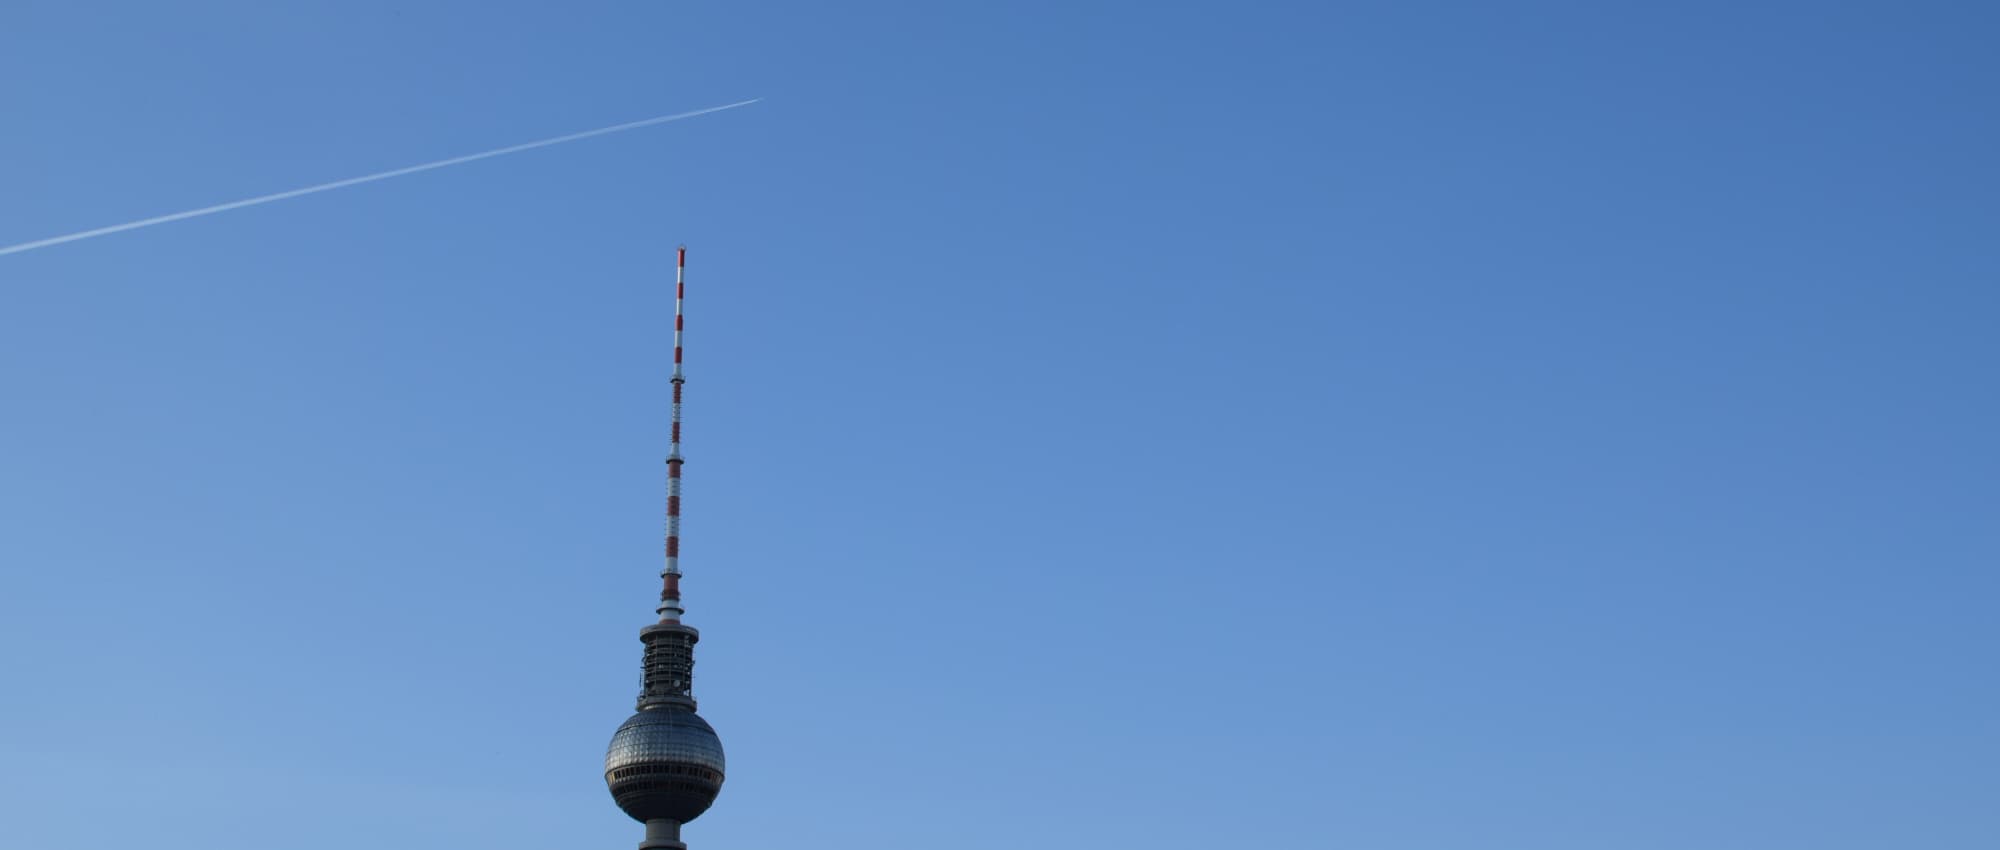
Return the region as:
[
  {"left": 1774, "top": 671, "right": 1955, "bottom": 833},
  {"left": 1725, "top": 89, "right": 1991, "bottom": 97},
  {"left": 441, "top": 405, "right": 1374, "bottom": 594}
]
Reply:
[{"left": 2, "top": 1, "right": 1996, "bottom": 847}]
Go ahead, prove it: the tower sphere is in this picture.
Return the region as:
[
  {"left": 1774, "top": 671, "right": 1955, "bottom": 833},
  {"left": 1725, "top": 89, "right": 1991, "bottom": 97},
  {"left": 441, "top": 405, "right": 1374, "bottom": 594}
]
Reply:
[{"left": 605, "top": 708, "right": 727, "bottom": 824}]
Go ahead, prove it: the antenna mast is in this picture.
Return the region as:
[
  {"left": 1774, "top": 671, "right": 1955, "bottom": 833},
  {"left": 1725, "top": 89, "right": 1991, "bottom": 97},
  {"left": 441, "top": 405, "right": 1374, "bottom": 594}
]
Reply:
[{"left": 659, "top": 245, "right": 688, "bottom": 623}]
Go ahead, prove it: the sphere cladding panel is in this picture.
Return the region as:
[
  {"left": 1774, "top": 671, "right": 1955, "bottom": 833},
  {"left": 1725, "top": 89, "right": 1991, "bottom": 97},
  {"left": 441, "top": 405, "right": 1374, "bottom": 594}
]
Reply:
[{"left": 606, "top": 710, "right": 727, "bottom": 773}]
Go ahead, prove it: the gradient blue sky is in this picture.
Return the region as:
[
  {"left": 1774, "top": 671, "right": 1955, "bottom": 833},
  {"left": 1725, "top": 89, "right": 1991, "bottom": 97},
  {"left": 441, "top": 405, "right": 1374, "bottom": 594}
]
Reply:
[{"left": 3, "top": 2, "right": 1997, "bottom": 848}]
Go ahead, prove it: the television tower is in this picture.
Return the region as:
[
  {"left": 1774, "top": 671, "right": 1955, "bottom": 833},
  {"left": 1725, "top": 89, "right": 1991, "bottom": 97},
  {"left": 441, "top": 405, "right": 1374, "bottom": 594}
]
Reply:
[{"left": 604, "top": 246, "right": 727, "bottom": 850}]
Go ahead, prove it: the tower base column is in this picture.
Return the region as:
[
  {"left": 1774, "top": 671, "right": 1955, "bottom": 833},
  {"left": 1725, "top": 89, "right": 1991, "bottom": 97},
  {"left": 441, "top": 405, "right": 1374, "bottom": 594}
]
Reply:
[{"left": 639, "top": 819, "right": 686, "bottom": 850}]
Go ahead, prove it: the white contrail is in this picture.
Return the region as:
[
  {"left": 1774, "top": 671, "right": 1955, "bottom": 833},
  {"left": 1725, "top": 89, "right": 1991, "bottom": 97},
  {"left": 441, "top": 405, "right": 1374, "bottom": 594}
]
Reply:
[{"left": 0, "top": 98, "right": 761, "bottom": 258}]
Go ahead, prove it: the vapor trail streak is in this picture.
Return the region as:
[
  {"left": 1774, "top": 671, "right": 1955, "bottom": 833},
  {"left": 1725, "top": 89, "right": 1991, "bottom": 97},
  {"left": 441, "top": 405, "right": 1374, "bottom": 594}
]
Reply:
[{"left": 0, "top": 99, "right": 761, "bottom": 258}]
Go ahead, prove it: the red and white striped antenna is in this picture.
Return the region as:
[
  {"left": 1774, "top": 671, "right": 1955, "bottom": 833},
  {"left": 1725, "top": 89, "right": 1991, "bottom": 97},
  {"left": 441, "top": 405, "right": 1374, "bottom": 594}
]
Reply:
[{"left": 658, "top": 245, "right": 689, "bottom": 623}]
